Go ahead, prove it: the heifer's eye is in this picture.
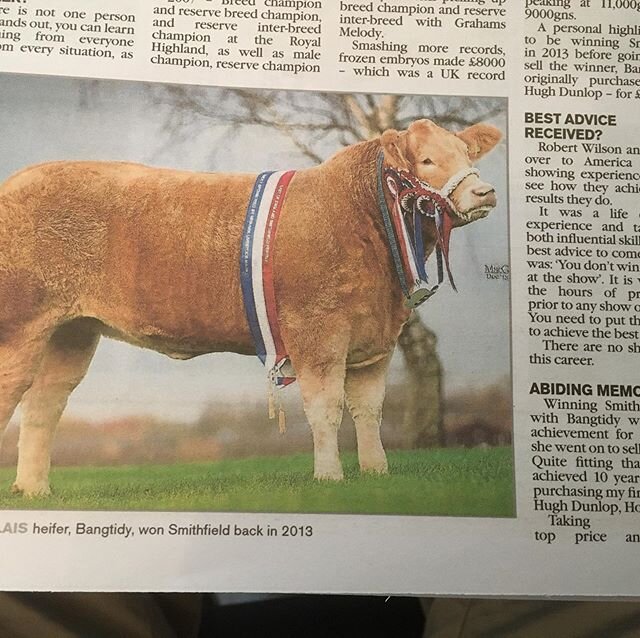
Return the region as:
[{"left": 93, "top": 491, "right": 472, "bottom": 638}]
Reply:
[{"left": 422, "top": 158, "right": 433, "bottom": 165}]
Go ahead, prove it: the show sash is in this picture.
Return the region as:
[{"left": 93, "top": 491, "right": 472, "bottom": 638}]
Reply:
[{"left": 240, "top": 170, "right": 297, "bottom": 388}]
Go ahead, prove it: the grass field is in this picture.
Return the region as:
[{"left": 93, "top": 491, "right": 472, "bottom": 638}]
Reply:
[{"left": 0, "top": 448, "right": 514, "bottom": 517}]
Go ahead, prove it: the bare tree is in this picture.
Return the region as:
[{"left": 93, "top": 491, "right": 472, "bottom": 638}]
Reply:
[{"left": 155, "top": 87, "right": 505, "bottom": 448}]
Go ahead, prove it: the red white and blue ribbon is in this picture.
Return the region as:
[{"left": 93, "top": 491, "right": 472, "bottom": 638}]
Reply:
[
  {"left": 240, "top": 170, "right": 296, "bottom": 388},
  {"left": 386, "top": 172, "right": 430, "bottom": 290}
]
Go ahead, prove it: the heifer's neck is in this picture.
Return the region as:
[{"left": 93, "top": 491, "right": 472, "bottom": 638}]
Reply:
[{"left": 327, "top": 138, "right": 440, "bottom": 267}]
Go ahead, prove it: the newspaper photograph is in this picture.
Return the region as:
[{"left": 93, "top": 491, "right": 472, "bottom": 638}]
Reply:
[
  {"left": 0, "top": 76, "right": 511, "bottom": 520},
  {"left": 0, "top": 0, "right": 638, "bottom": 597}
]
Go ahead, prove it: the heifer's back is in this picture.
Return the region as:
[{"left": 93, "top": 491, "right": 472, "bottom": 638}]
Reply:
[
  {"left": 0, "top": 152, "right": 382, "bottom": 354},
  {"left": 0, "top": 160, "right": 263, "bottom": 357}
]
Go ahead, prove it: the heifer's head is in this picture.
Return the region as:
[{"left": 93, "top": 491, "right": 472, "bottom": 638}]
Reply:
[{"left": 381, "top": 119, "right": 501, "bottom": 225}]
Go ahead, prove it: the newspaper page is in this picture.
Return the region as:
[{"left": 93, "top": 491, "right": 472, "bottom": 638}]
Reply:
[{"left": 0, "top": 0, "right": 638, "bottom": 597}]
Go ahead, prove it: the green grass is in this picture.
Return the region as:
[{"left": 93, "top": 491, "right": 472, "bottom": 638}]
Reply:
[{"left": 0, "top": 448, "right": 514, "bottom": 517}]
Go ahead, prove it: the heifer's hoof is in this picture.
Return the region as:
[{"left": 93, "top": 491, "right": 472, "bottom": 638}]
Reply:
[
  {"left": 360, "top": 465, "right": 389, "bottom": 475},
  {"left": 11, "top": 482, "right": 51, "bottom": 497},
  {"left": 314, "top": 470, "right": 344, "bottom": 481},
  {"left": 359, "top": 454, "right": 389, "bottom": 474}
]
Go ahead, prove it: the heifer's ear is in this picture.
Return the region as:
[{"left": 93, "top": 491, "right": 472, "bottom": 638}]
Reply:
[
  {"left": 457, "top": 123, "right": 502, "bottom": 161},
  {"left": 381, "top": 129, "right": 410, "bottom": 170}
]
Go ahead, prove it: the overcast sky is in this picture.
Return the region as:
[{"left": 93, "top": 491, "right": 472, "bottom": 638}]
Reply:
[{"left": 0, "top": 74, "right": 510, "bottom": 422}]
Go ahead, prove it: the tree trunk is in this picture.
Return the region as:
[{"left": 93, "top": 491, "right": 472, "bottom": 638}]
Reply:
[{"left": 397, "top": 313, "right": 445, "bottom": 448}]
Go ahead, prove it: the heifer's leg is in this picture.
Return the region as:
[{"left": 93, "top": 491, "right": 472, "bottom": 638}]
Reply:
[
  {"left": 345, "top": 355, "right": 391, "bottom": 474},
  {"left": 13, "top": 319, "right": 100, "bottom": 496},
  {"left": 297, "top": 360, "right": 348, "bottom": 481},
  {"left": 0, "top": 335, "right": 49, "bottom": 452}
]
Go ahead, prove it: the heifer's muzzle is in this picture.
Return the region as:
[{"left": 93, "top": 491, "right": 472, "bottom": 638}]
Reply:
[{"left": 447, "top": 172, "right": 497, "bottom": 224}]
